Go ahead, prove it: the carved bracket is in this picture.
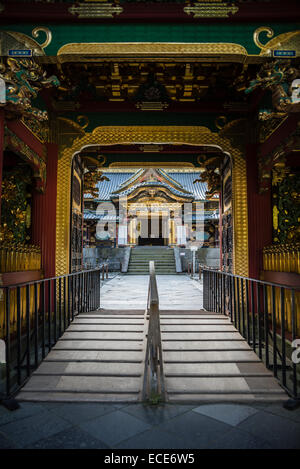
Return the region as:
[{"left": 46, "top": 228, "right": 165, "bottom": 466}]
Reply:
[{"left": 0, "top": 58, "right": 59, "bottom": 121}]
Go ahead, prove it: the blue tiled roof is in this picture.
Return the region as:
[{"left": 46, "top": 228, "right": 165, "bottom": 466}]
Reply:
[
  {"left": 85, "top": 171, "right": 214, "bottom": 202},
  {"left": 167, "top": 172, "right": 208, "bottom": 200},
  {"left": 84, "top": 209, "right": 119, "bottom": 221},
  {"left": 84, "top": 173, "right": 133, "bottom": 200}
]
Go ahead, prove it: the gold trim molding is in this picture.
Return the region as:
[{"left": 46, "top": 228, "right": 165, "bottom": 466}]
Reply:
[
  {"left": 184, "top": 2, "right": 239, "bottom": 18},
  {"left": 57, "top": 42, "right": 249, "bottom": 64},
  {"left": 69, "top": 2, "right": 123, "bottom": 18},
  {"left": 55, "top": 126, "right": 248, "bottom": 278}
]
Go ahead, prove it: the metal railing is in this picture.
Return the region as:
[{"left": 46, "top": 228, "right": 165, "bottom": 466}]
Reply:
[
  {"left": 203, "top": 268, "right": 300, "bottom": 400},
  {"left": 0, "top": 268, "right": 101, "bottom": 398},
  {"left": 142, "top": 261, "right": 165, "bottom": 402}
]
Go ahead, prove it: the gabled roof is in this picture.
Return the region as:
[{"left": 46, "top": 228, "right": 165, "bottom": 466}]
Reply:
[
  {"left": 111, "top": 168, "right": 192, "bottom": 197},
  {"left": 84, "top": 169, "right": 215, "bottom": 202}
]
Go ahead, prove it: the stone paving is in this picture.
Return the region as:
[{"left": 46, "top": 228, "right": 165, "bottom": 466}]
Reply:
[
  {"left": 1, "top": 400, "right": 300, "bottom": 449},
  {"left": 100, "top": 274, "right": 203, "bottom": 310},
  {"left": 2, "top": 274, "right": 298, "bottom": 449}
]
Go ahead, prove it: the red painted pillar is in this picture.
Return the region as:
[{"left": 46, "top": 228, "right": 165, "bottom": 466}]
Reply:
[
  {"left": 32, "top": 143, "right": 58, "bottom": 278},
  {"left": 246, "top": 144, "right": 272, "bottom": 279},
  {"left": 0, "top": 109, "right": 4, "bottom": 222}
]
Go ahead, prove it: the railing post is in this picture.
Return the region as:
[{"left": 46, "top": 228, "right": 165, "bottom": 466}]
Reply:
[
  {"left": 280, "top": 287, "right": 286, "bottom": 387},
  {"left": 5, "top": 287, "right": 11, "bottom": 397},
  {"left": 271, "top": 285, "right": 277, "bottom": 377},
  {"left": 17, "top": 286, "right": 22, "bottom": 385},
  {"left": 291, "top": 289, "right": 297, "bottom": 398},
  {"left": 143, "top": 261, "right": 165, "bottom": 402}
]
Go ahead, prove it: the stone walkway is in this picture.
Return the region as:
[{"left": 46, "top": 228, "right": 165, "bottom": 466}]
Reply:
[
  {"left": 100, "top": 274, "right": 203, "bottom": 310},
  {"left": 3, "top": 273, "right": 297, "bottom": 449},
  {"left": 1, "top": 400, "right": 300, "bottom": 449}
]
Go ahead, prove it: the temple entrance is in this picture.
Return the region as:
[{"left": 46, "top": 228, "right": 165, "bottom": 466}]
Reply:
[{"left": 138, "top": 213, "right": 167, "bottom": 246}]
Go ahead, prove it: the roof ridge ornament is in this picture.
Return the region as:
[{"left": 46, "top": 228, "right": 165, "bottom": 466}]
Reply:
[
  {"left": 253, "top": 27, "right": 274, "bottom": 55},
  {"left": 31, "top": 27, "right": 52, "bottom": 51}
]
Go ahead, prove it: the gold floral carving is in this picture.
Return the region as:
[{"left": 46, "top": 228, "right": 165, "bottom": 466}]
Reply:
[{"left": 55, "top": 126, "right": 248, "bottom": 278}]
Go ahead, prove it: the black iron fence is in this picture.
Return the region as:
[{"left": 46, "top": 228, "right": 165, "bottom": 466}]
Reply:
[
  {"left": 203, "top": 268, "right": 300, "bottom": 400},
  {"left": 0, "top": 268, "right": 101, "bottom": 398}
]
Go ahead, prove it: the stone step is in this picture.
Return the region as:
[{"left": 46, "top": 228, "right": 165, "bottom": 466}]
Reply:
[
  {"left": 45, "top": 350, "right": 143, "bottom": 362},
  {"left": 126, "top": 271, "right": 176, "bottom": 275},
  {"left": 162, "top": 332, "right": 241, "bottom": 340},
  {"left": 160, "top": 319, "right": 230, "bottom": 324},
  {"left": 33, "top": 361, "right": 142, "bottom": 376},
  {"left": 128, "top": 267, "right": 175, "bottom": 269},
  {"left": 127, "top": 272, "right": 175, "bottom": 274},
  {"left": 165, "top": 376, "right": 284, "bottom": 394},
  {"left": 73, "top": 318, "right": 145, "bottom": 324},
  {"left": 129, "top": 264, "right": 175, "bottom": 267},
  {"left": 162, "top": 340, "right": 250, "bottom": 351},
  {"left": 129, "top": 267, "right": 175, "bottom": 270},
  {"left": 21, "top": 375, "right": 142, "bottom": 393},
  {"left": 128, "top": 264, "right": 175, "bottom": 267},
  {"left": 130, "top": 255, "right": 174, "bottom": 258},
  {"left": 129, "top": 265, "right": 175, "bottom": 268},
  {"left": 54, "top": 340, "right": 143, "bottom": 350},
  {"left": 159, "top": 314, "right": 225, "bottom": 318},
  {"left": 17, "top": 392, "right": 139, "bottom": 403},
  {"left": 163, "top": 350, "right": 261, "bottom": 363},
  {"left": 61, "top": 332, "right": 144, "bottom": 341},
  {"left": 130, "top": 255, "right": 175, "bottom": 262},
  {"left": 130, "top": 260, "right": 174, "bottom": 262},
  {"left": 164, "top": 362, "right": 273, "bottom": 376},
  {"left": 67, "top": 324, "right": 144, "bottom": 332},
  {"left": 161, "top": 324, "right": 237, "bottom": 332},
  {"left": 76, "top": 314, "right": 145, "bottom": 318},
  {"left": 128, "top": 263, "right": 175, "bottom": 265},
  {"left": 167, "top": 393, "right": 288, "bottom": 403},
  {"left": 130, "top": 256, "right": 175, "bottom": 259},
  {"left": 130, "top": 258, "right": 174, "bottom": 261}
]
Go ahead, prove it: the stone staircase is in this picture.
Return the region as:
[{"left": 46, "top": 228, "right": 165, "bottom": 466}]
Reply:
[
  {"left": 17, "top": 312, "right": 147, "bottom": 402},
  {"left": 127, "top": 247, "right": 176, "bottom": 274},
  {"left": 16, "top": 310, "right": 288, "bottom": 404},
  {"left": 161, "top": 312, "right": 288, "bottom": 403}
]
